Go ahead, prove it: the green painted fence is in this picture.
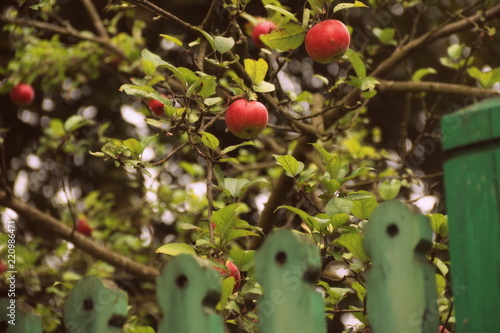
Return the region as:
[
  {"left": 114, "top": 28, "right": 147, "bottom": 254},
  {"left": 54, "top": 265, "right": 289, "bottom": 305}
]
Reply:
[
  {"left": 441, "top": 96, "right": 500, "bottom": 333},
  {"left": 1, "top": 201, "right": 442, "bottom": 333}
]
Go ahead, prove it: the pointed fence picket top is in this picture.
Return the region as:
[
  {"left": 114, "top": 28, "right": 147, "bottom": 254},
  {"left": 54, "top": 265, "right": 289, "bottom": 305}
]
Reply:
[
  {"left": 363, "top": 200, "right": 438, "bottom": 333},
  {"left": 63, "top": 275, "right": 128, "bottom": 332},
  {"left": 156, "top": 253, "right": 224, "bottom": 333},
  {"left": 0, "top": 298, "right": 43, "bottom": 333},
  {"left": 255, "top": 229, "right": 326, "bottom": 333}
]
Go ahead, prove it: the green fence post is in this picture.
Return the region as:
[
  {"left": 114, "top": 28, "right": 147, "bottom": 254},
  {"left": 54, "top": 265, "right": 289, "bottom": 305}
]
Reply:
[
  {"left": 441, "top": 97, "right": 500, "bottom": 333},
  {"left": 363, "top": 200, "right": 438, "bottom": 333},
  {"left": 63, "top": 276, "right": 128, "bottom": 332},
  {"left": 255, "top": 229, "right": 325, "bottom": 333},
  {"left": 156, "top": 254, "right": 224, "bottom": 333},
  {"left": 0, "top": 298, "right": 43, "bottom": 332}
]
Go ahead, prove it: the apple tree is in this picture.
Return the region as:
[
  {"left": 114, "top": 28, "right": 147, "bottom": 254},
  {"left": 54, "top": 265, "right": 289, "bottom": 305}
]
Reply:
[{"left": 1, "top": 0, "right": 500, "bottom": 331}]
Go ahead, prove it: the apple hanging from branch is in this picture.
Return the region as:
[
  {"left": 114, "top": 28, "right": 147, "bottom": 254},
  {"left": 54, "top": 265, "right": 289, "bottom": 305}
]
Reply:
[
  {"left": 251, "top": 20, "right": 277, "bottom": 48},
  {"left": 213, "top": 260, "right": 241, "bottom": 293},
  {"left": 148, "top": 94, "right": 168, "bottom": 116},
  {"left": 225, "top": 99, "right": 268, "bottom": 139},
  {"left": 10, "top": 83, "right": 35, "bottom": 106},
  {"left": 305, "top": 20, "right": 351, "bottom": 64},
  {"left": 76, "top": 217, "right": 94, "bottom": 236}
]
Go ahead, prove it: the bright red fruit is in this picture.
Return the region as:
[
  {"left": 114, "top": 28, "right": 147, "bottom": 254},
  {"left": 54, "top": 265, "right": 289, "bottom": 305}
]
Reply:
[
  {"left": 214, "top": 260, "right": 241, "bottom": 292},
  {"left": 10, "top": 83, "right": 35, "bottom": 106},
  {"left": 252, "top": 20, "right": 277, "bottom": 48},
  {"left": 305, "top": 20, "right": 350, "bottom": 64},
  {"left": 0, "top": 261, "right": 6, "bottom": 274},
  {"left": 148, "top": 94, "right": 167, "bottom": 116},
  {"left": 76, "top": 217, "right": 93, "bottom": 236},
  {"left": 225, "top": 99, "right": 268, "bottom": 139}
]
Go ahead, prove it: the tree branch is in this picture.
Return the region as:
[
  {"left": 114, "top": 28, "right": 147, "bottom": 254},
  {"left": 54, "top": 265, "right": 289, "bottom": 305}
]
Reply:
[
  {"left": 377, "top": 80, "right": 500, "bottom": 97},
  {"left": 0, "top": 191, "right": 159, "bottom": 282},
  {"left": 323, "top": 3, "right": 500, "bottom": 127},
  {"left": 123, "top": 0, "right": 194, "bottom": 30},
  {"left": 81, "top": 0, "right": 110, "bottom": 39},
  {"left": 0, "top": 15, "right": 128, "bottom": 60}
]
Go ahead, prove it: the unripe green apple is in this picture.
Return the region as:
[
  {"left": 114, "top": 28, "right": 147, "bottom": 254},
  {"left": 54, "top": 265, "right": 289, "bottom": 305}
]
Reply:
[
  {"left": 252, "top": 20, "right": 277, "bottom": 48},
  {"left": 225, "top": 99, "right": 268, "bottom": 139},
  {"left": 305, "top": 20, "right": 350, "bottom": 64},
  {"left": 10, "top": 83, "right": 35, "bottom": 106}
]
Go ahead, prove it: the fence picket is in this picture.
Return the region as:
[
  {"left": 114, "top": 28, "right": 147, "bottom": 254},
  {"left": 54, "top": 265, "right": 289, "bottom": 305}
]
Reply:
[
  {"left": 364, "top": 200, "right": 438, "bottom": 333},
  {"left": 255, "top": 229, "right": 326, "bottom": 333},
  {"left": 156, "top": 253, "right": 224, "bottom": 333}
]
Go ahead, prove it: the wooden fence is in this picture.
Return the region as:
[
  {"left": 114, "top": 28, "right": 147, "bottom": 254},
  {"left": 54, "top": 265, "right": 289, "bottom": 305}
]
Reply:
[{"left": 3, "top": 96, "right": 500, "bottom": 332}]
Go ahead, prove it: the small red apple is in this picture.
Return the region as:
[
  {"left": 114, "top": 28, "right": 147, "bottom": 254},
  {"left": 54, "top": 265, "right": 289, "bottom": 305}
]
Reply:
[
  {"left": 251, "top": 20, "right": 277, "bottom": 48},
  {"left": 305, "top": 20, "right": 350, "bottom": 64},
  {"left": 214, "top": 260, "right": 241, "bottom": 292},
  {"left": 148, "top": 94, "right": 167, "bottom": 116},
  {"left": 0, "top": 261, "right": 7, "bottom": 274},
  {"left": 10, "top": 83, "right": 35, "bottom": 106},
  {"left": 76, "top": 217, "right": 93, "bottom": 236},
  {"left": 225, "top": 99, "right": 268, "bottom": 139}
]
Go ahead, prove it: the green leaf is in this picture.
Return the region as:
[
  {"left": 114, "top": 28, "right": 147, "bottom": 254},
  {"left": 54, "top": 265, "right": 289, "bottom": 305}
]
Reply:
[
  {"left": 211, "top": 204, "right": 243, "bottom": 236},
  {"left": 311, "top": 143, "right": 341, "bottom": 179},
  {"left": 159, "top": 34, "right": 183, "bottom": 47},
  {"left": 412, "top": 67, "right": 437, "bottom": 82},
  {"left": 326, "top": 198, "right": 353, "bottom": 215},
  {"left": 193, "top": 27, "right": 215, "bottom": 51},
  {"left": 329, "top": 213, "right": 350, "bottom": 229},
  {"left": 342, "top": 167, "right": 375, "bottom": 182},
  {"left": 64, "top": 115, "right": 92, "bottom": 132},
  {"left": 221, "top": 141, "right": 255, "bottom": 155},
  {"left": 274, "top": 154, "right": 303, "bottom": 176},
  {"left": 204, "top": 97, "right": 223, "bottom": 106},
  {"left": 264, "top": 4, "right": 298, "bottom": 22},
  {"left": 429, "top": 213, "right": 448, "bottom": 238},
  {"left": 214, "top": 36, "right": 235, "bottom": 54},
  {"left": 333, "top": 1, "right": 369, "bottom": 13},
  {"left": 447, "top": 44, "right": 463, "bottom": 59},
  {"left": 244, "top": 58, "right": 268, "bottom": 84},
  {"left": 344, "top": 49, "right": 366, "bottom": 79},
  {"left": 199, "top": 131, "right": 219, "bottom": 150},
  {"left": 351, "top": 191, "right": 377, "bottom": 220},
  {"left": 177, "top": 67, "right": 199, "bottom": 86},
  {"left": 260, "top": 22, "right": 306, "bottom": 52},
  {"left": 123, "top": 138, "right": 143, "bottom": 156},
  {"left": 229, "top": 248, "right": 255, "bottom": 271},
  {"left": 335, "top": 233, "right": 369, "bottom": 262},
  {"left": 223, "top": 178, "right": 249, "bottom": 198},
  {"left": 467, "top": 66, "right": 500, "bottom": 88},
  {"left": 378, "top": 179, "right": 402, "bottom": 201},
  {"left": 141, "top": 49, "right": 188, "bottom": 87},
  {"left": 276, "top": 205, "right": 323, "bottom": 231},
  {"left": 155, "top": 243, "right": 196, "bottom": 256},
  {"left": 253, "top": 81, "right": 276, "bottom": 92},
  {"left": 145, "top": 118, "right": 163, "bottom": 128},
  {"left": 372, "top": 27, "right": 397, "bottom": 46}
]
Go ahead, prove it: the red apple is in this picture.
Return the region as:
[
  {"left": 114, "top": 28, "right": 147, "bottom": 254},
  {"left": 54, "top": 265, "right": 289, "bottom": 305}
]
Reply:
[
  {"left": 76, "top": 217, "right": 93, "bottom": 236},
  {"left": 214, "top": 260, "right": 241, "bottom": 292},
  {"left": 148, "top": 94, "right": 167, "bottom": 116},
  {"left": 305, "top": 20, "right": 350, "bottom": 64},
  {"left": 225, "top": 99, "right": 268, "bottom": 139},
  {"left": 10, "top": 83, "right": 35, "bottom": 106},
  {"left": 0, "top": 261, "right": 6, "bottom": 274},
  {"left": 251, "top": 20, "right": 277, "bottom": 48}
]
